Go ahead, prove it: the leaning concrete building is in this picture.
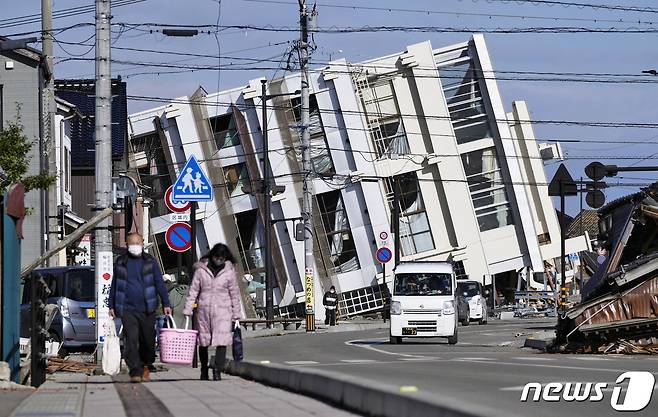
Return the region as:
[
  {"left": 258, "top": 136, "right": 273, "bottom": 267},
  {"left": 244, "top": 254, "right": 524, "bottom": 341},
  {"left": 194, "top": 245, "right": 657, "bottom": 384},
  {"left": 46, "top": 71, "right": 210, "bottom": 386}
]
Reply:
[{"left": 128, "top": 34, "right": 588, "bottom": 320}]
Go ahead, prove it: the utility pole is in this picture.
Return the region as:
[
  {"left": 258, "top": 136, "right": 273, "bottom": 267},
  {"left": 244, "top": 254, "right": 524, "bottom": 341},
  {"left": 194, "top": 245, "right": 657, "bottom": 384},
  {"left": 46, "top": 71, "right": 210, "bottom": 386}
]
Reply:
[
  {"left": 261, "top": 80, "right": 274, "bottom": 324},
  {"left": 42, "top": 0, "right": 58, "bottom": 266},
  {"left": 94, "top": 0, "right": 113, "bottom": 356},
  {"left": 299, "top": 0, "right": 315, "bottom": 332}
]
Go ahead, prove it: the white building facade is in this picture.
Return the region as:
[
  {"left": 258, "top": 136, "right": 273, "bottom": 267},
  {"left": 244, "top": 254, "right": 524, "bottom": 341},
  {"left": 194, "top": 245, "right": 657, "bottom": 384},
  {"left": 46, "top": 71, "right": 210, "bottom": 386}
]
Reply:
[{"left": 128, "top": 35, "right": 587, "bottom": 319}]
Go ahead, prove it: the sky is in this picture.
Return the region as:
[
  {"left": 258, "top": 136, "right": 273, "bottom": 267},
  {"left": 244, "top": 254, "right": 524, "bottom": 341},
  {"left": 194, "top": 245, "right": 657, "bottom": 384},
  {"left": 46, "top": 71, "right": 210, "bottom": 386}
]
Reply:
[{"left": 3, "top": 0, "right": 658, "bottom": 214}]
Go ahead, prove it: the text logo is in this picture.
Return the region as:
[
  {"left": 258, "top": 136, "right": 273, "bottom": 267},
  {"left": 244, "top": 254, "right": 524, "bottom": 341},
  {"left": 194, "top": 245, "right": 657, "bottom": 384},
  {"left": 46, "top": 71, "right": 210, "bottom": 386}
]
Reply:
[{"left": 520, "top": 371, "right": 654, "bottom": 412}]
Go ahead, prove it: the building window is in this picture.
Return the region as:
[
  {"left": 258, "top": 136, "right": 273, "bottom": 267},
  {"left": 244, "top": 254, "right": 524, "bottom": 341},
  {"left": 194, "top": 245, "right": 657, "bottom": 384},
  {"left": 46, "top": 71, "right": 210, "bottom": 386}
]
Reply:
[
  {"left": 357, "top": 76, "right": 410, "bottom": 158},
  {"left": 384, "top": 172, "right": 435, "bottom": 256},
  {"left": 223, "top": 163, "right": 249, "bottom": 196},
  {"left": 209, "top": 112, "right": 240, "bottom": 149},
  {"left": 235, "top": 209, "right": 272, "bottom": 291},
  {"left": 316, "top": 190, "right": 360, "bottom": 274},
  {"left": 461, "top": 147, "right": 514, "bottom": 232},
  {"left": 131, "top": 132, "right": 172, "bottom": 217},
  {"left": 439, "top": 59, "right": 493, "bottom": 145},
  {"left": 289, "top": 95, "right": 334, "bottom": 175},
  {"left": 453, "top": 261, "right": 468, "bottom": 280}
]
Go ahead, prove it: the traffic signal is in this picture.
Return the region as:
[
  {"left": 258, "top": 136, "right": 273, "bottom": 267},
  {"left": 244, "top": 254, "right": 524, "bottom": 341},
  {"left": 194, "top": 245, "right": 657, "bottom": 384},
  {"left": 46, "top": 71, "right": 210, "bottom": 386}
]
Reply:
[{"left": 584, "top": 162, "right": 608, "bottom": 209}]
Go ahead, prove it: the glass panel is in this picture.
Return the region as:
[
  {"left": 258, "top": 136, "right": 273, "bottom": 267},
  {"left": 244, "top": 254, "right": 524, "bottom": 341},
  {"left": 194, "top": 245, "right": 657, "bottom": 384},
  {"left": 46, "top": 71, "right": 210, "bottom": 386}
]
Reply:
[
  {"left": 316, "top": 191, "right": 360, "bottom": 273},
  {"left": 223, "top": 163, "right": 250, "bottom": 196},
  {"left": 209, "top": 113, "right": 240, "bottom": 149},
  {"left": 394, "top": 273, "right": 453, "bottom": 296},
  {"left": 453, "top": 120, "right": 492, "bottom": 144},
  {"left": 477, "top": 205, "right": 514, "bottom": 232},
  {"left": 64, "top": 270, "right": 95, "bottom": 302}
]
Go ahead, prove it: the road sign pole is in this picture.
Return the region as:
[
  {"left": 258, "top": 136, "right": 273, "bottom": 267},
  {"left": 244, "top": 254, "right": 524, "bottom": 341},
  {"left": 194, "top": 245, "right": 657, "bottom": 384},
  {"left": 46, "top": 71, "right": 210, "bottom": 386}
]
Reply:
[
  {"left": 393, "top": 178, "right": 400, "bottom": 267},
  {"left": 560, "top": 180, "right": 567, "bottom": 312},
  {"left": 262, "top": 80, "right": 274, "bottom": 326}
]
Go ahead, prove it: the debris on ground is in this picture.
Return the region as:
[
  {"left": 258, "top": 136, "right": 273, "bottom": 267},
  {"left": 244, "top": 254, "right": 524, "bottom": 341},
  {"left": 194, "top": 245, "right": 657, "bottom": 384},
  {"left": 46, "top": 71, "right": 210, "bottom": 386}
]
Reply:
[
  {"left": 47, "top": 358, "right": 100, "bottom": 374},
  {"left": 600, "top": 339, "right": 658, "bottom": 355}
]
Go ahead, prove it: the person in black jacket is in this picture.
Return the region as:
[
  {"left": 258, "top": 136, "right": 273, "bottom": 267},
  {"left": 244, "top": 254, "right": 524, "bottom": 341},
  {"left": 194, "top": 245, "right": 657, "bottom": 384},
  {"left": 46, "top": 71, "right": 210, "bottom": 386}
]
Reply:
[{"left": 323, "top": 286, "right": 338, "bottom": 326}]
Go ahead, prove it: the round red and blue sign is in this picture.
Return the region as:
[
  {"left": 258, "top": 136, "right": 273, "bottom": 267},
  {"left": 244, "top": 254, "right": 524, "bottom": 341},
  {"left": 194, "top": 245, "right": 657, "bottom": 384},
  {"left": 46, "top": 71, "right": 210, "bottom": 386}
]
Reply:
[
  {"left": 376, "top": 247, "right": 393, "bottom": 264},
  {"left": 165, "top": 222, "right": 192, "bottom": 252}
]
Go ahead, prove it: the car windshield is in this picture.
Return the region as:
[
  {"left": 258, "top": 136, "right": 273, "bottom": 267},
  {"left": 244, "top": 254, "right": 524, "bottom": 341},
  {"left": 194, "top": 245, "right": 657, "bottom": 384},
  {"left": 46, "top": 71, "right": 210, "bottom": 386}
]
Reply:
[
  {"left": 394, "top": 273, "right": 452, "bottom": 296},
  {"left": 457, "top": 282, "right": 480, "bottom": 298},
  {"left": 64, "top": 270, "right": 95, "bottom": 302}
]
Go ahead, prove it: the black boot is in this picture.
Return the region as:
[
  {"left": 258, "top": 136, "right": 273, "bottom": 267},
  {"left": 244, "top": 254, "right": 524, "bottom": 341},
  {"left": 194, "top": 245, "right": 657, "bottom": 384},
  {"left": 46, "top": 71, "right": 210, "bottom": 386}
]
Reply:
[
  {"left": 200, "top": 367, "right": 209, "bottom": 381},
  {"left": 212, "top": 367, "right": 221, "bottom": 381}
]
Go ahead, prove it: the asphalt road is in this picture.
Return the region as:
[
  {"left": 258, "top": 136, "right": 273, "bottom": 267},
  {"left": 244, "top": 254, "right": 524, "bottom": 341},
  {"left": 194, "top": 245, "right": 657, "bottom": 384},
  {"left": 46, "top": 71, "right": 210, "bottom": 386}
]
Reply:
[{"left": 245, "top": 319, "right": 658, "bottom": 417}]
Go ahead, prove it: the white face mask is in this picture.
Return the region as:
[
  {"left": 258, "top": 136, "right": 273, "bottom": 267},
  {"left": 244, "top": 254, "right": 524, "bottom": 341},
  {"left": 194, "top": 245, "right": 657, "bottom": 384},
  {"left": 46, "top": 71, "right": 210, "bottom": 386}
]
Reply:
[{"left": 128, "top": 245, "right": 143, "bottom": 256}]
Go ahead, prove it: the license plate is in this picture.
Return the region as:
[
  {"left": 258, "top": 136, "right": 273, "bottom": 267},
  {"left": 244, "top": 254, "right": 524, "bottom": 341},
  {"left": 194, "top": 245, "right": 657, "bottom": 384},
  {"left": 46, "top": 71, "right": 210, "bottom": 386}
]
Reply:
[
  {"left": 87, "top": 309, "right": 96, "bottom": 318},
  {"left": 402, "top": 327, "right": 417, "bottom": 336}
]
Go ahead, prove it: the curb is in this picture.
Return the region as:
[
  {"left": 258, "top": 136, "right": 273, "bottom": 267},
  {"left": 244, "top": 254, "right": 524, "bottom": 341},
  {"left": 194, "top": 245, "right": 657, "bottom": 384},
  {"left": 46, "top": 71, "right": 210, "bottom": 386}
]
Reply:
[{"left": 226, "top": 360, "right": 516, "bottom": 417}]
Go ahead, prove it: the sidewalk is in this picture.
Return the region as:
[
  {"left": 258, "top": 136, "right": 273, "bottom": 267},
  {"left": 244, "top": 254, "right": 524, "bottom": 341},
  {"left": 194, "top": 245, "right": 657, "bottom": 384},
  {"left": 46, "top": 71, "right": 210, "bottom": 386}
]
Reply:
[{"left": 6, "top": 366, "right": 357, "bottom": 417}]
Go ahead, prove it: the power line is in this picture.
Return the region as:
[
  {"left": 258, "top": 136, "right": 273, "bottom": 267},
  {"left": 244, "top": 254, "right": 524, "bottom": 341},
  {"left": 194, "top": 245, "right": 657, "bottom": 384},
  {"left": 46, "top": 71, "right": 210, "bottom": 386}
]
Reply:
[
  {"left": 242, "top": 0, "right": 658, "bottom": 25},
  {"left": 0, "top": 0, "right": 146, "bottom": 30},
  {"left": 123, "top": 93, "right": 658, "bottom": 129},
  {"left": 485, "top": 0, "right": 658, "bottom": 14}
]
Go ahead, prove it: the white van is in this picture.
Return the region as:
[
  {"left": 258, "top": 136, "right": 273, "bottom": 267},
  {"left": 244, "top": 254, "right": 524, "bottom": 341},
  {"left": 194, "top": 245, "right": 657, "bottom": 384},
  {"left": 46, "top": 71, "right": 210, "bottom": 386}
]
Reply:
[{"left": 389, "top": 262, "right": 458, "bottom": 345}]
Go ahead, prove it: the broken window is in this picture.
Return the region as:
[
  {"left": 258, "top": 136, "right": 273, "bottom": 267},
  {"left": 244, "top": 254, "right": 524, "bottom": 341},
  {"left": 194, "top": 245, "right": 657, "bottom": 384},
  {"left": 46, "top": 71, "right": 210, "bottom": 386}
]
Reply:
[
  {"left": 357, "top": 76, "right": 410, "bottom": 158},
  {"left": 289, "top": 95, "right": 334, "bottom": 175},
  {"left": 439, "top": 58, "right": 493, "bottom": 145},
  {"left": 461, "top": 147, "right": 514, "bottom": 231},
  {"left": 131, "top": 132, "right": 172, "bottom": 217},
  {"left": 223, "top": 163, "right": 250, "bottom": 197},
  {"left": 235, "top": 209, "right": 267, "bottom": 289},
  {"left": 316, "top": 190, "right": 360, "bottom": 274},
  {"left": 209, "top": 112, "right": 240, "bottom": 149},
  {"left": 385, "top": 172, "right": 435, "bottom": 256}
]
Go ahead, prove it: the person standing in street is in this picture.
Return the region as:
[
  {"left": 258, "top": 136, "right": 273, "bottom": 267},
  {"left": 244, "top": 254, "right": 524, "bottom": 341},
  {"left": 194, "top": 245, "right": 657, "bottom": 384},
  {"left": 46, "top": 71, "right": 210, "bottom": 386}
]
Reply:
[
  {"left": 109, "top": 233, "right": 171, "bottom": 383},
  {"left": 184, "top": 243, "right": 242, "bottom": 381},
  {"left": 323, "top": 286, "right": 338, "bottom": 326}
]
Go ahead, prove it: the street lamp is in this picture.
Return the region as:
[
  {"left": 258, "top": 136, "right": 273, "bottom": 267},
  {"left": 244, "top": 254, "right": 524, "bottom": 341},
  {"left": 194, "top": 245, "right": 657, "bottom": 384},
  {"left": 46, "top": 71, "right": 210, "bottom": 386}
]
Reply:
[{"left": 243, "top": 80, "right": 300, "bottom": 325}]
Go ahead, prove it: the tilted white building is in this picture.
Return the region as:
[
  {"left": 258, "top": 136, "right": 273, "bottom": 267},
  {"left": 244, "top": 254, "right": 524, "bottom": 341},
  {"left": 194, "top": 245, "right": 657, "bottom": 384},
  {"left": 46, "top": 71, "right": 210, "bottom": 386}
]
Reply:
[{"left": 128, "top": 34, "right": 588, "bottom": 320}]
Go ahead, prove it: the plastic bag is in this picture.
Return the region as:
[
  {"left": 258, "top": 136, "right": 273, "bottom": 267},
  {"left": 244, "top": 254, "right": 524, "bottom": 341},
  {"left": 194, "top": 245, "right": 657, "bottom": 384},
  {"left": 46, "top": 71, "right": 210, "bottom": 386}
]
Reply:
[
  {"left": 232, "top": 323, "right": 243, "bottom": 362},
  {"left": 102, "top": 319, "right": 121, "bottom": 375}
]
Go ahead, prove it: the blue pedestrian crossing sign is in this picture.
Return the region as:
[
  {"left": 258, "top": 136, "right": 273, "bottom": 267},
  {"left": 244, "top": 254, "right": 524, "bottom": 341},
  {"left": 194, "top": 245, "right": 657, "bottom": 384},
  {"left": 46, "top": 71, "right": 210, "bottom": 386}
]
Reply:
[{"left": 172, "top": 155, "right": 214, "bottom": 202}]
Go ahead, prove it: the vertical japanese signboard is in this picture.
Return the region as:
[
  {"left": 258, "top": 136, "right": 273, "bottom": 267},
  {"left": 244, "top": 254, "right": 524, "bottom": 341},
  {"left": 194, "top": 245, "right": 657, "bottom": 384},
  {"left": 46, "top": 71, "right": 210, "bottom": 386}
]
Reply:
[{"left": 96, "top": 251, "right": 113, "bottom": 343}]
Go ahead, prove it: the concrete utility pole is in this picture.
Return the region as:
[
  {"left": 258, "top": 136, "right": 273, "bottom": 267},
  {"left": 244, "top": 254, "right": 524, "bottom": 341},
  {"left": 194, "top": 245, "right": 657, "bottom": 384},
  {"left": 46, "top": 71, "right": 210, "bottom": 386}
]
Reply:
[
  {"left": 299, "top": 0, "right": 315, "bottom": 332},
  {"left": 261, "top": 80, "right": 274, "bottom": 324},
  {"left": 42, "top": 0, "right": 58, "bottom": 266},
  {"left": 94, "top": 0, "right": 114, "bottom": 354}
]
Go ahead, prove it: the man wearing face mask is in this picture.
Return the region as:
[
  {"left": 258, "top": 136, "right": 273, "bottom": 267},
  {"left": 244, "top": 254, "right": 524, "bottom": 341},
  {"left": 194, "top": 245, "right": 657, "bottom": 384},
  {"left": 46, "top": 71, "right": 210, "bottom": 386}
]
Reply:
[
  {"left": 323, "top": 286, "right": 338, "bottom": 326},
  {"left": 109, "top": 233, "right": 171, "bottom": 383}
]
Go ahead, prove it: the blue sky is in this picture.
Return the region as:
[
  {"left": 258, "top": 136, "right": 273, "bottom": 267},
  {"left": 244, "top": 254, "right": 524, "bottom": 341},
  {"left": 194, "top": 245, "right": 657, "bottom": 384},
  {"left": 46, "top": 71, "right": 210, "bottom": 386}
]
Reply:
[{"left": 4, "top": 0, "right": 658, "bottom": 214}]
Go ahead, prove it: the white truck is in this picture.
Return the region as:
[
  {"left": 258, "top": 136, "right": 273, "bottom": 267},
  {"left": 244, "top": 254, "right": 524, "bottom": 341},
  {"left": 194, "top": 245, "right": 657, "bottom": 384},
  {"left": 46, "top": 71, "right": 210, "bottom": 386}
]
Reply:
[{"left": 389, "top": 262, "right": 458, "bottom": 345}]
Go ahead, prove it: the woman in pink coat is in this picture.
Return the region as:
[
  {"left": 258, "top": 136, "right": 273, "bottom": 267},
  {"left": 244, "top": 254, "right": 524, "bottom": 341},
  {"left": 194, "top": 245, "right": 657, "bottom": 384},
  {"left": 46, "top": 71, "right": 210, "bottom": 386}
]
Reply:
[{"left": 183, "top": 243, "right": 242, "bottom": 381}]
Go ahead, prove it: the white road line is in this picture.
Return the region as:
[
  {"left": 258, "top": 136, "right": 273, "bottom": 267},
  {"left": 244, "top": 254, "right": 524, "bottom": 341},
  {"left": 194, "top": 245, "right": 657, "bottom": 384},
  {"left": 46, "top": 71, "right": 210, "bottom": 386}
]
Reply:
[
  {"left": 453, "top": 357, "right": 495, "bottom": 361},
  {"left": 453, "top": 358, "right": 634, "bottom": 373},
  {"left": 340, "top": 359, "right": 377, "bottom": 363},
  {"left": 513, "top": 357, "right": 555, "bottom": 361},
  {"left": 399, "top": 357, "right": 440, "bottom": 361},
  {"left": 345, "top": 338, "right": 430, "bottom": 359},
  {"left": 284, "top": 361, "right": 319, "bottom": 365},
  {"left": 569, "top": 356, "right": 608, "bottom": 361}
]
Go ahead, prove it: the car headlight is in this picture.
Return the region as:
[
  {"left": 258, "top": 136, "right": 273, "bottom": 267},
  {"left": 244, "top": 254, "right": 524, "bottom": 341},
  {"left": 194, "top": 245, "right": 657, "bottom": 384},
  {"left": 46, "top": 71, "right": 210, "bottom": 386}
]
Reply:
[
  {"left": 59, "top": 301, "right": 69, "bottom": 318},
  {"left": 443, "top": 300, "right": 455, "bottom": 315},
  {"left": 390, "top": 301, "right": 402, "bottom": 315}
]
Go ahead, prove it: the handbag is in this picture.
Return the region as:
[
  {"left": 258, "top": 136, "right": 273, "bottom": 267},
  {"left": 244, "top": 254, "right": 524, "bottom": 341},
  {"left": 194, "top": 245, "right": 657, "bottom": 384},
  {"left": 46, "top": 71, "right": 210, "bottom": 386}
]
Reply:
[
  {"left": 102, "top": 319, "right": 122, "bottom": 376},
  {"left": 232, "top": 322, "right": 244, "bottom": 362}
]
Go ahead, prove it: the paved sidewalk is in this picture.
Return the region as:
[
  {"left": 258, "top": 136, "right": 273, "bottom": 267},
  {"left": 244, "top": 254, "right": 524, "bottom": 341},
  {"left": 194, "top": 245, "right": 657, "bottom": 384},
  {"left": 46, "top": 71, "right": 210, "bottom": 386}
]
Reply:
[{"left": 7, "top": 366, "right": 357, "bottom": 417}]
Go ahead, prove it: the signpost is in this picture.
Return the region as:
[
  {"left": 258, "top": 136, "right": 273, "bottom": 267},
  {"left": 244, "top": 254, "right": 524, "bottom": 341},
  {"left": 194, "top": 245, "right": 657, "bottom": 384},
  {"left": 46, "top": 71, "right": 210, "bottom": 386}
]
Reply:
[
  {"left": 165, "top": 185, "right": 191, "bottom": 213},
  {"left": 165, "top": 222, "right": 193, "bottom": 253},
  {"left": 172, "top": 155, "right": 213, "bottom": 202}
]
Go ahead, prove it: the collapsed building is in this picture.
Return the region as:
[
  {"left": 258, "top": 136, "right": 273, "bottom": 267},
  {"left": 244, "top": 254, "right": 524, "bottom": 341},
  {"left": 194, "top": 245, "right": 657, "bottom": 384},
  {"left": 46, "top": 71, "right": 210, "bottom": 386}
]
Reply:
[{"left": 559, "top": 182, "right": 658, "bottom": 349}]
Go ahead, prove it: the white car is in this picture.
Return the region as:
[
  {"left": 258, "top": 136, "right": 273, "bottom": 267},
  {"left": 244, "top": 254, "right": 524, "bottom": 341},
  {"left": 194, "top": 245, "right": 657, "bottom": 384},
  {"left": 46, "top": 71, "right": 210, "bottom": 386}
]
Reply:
[
  {"left": 457, "top": 280, "right": 488, "bottom": 325},
  {"left": 389, "top": 262, "right": 458, "bottom": 345}
]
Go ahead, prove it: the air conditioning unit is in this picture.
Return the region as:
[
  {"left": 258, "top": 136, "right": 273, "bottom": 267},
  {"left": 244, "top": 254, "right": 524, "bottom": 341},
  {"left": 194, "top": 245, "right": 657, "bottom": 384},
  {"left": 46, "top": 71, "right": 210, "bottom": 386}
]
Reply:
[{"left": 538, "top": 142, "right": 565, "bottom": 161}]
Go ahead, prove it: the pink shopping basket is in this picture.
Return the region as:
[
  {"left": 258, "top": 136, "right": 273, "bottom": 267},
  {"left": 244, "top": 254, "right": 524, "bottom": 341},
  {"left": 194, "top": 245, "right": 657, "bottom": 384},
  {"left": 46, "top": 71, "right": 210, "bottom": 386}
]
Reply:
[{"left": 160, "top": 316, "right": 198, "bottom": 365}]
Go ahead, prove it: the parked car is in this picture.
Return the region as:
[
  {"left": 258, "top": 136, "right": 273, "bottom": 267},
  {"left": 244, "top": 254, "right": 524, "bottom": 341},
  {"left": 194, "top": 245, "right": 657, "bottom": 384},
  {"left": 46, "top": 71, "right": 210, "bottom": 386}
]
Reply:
[
  {"left": 21, "top": 266, "right": 98, "bottom": 354},
  {"left": 457, "top": 280, "right": 488, "bottom": 325}
]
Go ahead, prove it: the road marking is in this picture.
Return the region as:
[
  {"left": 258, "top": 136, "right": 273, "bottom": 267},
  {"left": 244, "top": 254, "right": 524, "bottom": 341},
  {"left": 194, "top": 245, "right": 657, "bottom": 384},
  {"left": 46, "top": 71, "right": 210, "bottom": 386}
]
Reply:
[
  {"left": 399, "top": 357, "right": 440, "bottom": 361},
  {"left": 399, "top": 386, "right": 419, "bottom": 393},
  {"left": 345, "top": 338, "right": 429, "bottom": 359},
  {"left": 500, "top": 383, "right": 658, "bottom": 392},
  {"left": 453, "top": 358, "right": 634, "bottom": 373},
  {"left": 285, "top": 361, "right": 319, "bottom": 365},
  {"left": 570, "top": 356, "right": 608, "bottom": 361},
  {"left": 513, "top": 357, "right": 555, "bottom": 361},
  {"left": 340, "top": 359, "right": 377, "bottom": 363},
  {"left": 453, "top": 357, "right": 495, "bottom": 361}
]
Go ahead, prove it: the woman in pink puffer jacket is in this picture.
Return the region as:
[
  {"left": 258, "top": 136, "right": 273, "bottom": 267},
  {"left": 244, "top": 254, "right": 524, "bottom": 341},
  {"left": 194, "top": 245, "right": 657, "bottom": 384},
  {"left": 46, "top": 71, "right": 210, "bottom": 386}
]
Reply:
[{"left": 183, "top": 243, "right": 242, "bottom": 380}]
